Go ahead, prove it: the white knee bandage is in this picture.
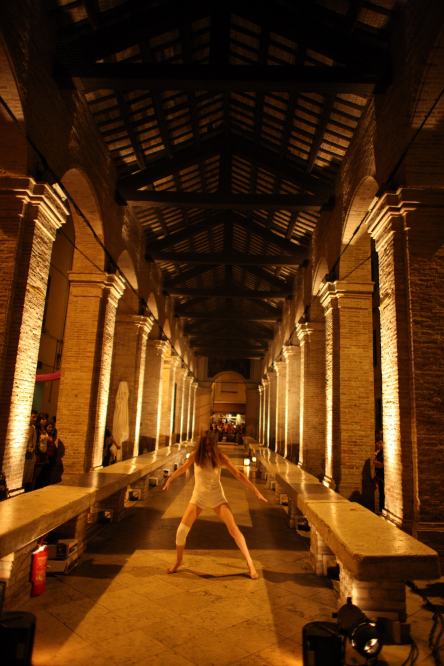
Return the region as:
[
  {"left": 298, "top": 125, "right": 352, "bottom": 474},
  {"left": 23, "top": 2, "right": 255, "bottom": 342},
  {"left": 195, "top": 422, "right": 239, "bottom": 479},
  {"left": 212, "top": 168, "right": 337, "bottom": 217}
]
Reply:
[{"left": 176, "top": 523, "right": 190, "bottom": 546}]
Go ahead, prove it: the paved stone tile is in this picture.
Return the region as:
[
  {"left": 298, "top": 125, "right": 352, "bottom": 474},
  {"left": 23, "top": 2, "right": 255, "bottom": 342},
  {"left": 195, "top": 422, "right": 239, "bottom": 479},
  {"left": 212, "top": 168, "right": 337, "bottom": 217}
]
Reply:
[{"left": 22, "top": 446, "right": 442, "bottom": 665}]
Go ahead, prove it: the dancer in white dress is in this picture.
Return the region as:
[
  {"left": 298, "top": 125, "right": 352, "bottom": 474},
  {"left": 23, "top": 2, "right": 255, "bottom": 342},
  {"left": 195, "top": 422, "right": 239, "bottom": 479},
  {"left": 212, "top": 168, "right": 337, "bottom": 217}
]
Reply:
[{"left": 163, "top": 433, "right": 267, "bottom": 579}]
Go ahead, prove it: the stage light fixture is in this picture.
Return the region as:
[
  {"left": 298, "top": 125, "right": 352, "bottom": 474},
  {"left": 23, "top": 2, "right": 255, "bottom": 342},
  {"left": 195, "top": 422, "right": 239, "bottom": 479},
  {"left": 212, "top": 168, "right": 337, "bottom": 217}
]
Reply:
[
  {"left": 243, "top": 458, "right": 251, "bottom": 466},
  {"left": 337, "top": 599, "right": 382, "bottom": 660},
  {"left": 252, "top": 456, "right": 257, "bottom": 462}
]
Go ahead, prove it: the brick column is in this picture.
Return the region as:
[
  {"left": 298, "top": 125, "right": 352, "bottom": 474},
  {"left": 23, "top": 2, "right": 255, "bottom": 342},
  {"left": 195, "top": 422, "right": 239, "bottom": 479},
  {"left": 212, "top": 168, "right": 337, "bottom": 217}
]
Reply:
[
  {"left": 258, "top": 385, "right": 263, "bottom": 443},
  {"left": 262, "top": 377, "right": 269, "bottom": 446},
  {"left": 274, "top": 361, "right": 287, "bottom": 457},
  {"left": 189, "top": 380, "right": 198, "bottom": 440},
  {"left": 245, "top": 388, "right": 259, "bottom": 439},
  {"left": 159, "top": 353, "right": 180, "bottom": 447},
  {"left": 107, "top": 315, "right": 153, "bottom": 458},
  {"left": 320, "top": 281, "right": 375, "bottom": 506},
  {"left": 368, "top": 189, "right": 444, "bottom": 551},
  {"left": 173, "top": 367, "right": 187, "bottom": 443},
  {"left": 282, "top": 345, "right": 301, "bottom": 462},
  {"left": 194, "top": 386, "right": 212, "bottom": 439},
  {"left": 297, "top": 320, "right": 326, "bottom": 479},
  {"left": 57, "top": 273, "right": 125, "bottom": 472},
  {"left": 267, "top": 369, "right": 277, "bottom": 452},
  {"left": 140, "top": 340, "right": 169, "bottom": 451},
  {"left": 184, "top": 375, "right": 194, "bottom": 441},
  {"left": 0, "top": 178, "right": 67, "bottom": 488}
]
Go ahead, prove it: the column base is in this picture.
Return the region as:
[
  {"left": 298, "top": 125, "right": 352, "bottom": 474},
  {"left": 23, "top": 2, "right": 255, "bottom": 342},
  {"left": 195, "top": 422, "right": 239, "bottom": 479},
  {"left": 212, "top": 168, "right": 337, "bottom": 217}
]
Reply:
[
  {"left": 322, "top": 474, "right": 336, "bottom": 490},
  {"left": 309, "top": 526, "right": 336, "bottom": 576},
  {"left": 53, "top": 510, "right": 89, "bottom": 555},
  {"left": 338, "top": 565, "right": 407, "bottom": 622},
  {"left": 0, "top": 541, "right": 38, "bottom": 612},
  {"left": 94, "top": 488, "right": 126, "bottom": 523}
]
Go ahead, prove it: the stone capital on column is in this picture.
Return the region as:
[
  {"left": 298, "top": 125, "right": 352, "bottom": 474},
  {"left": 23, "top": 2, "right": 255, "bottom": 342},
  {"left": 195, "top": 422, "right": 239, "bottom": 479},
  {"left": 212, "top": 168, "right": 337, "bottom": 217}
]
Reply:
[
  {"left": 273, "top": 360, "right": 286, "bottom": 375},
  {"left": 320, "top": 281, "right": 374, "bottom": 312},
  {"left": 116, "top": 314, "right": 153, "bottom": 338},
  {"left": 0, "top": 176, "right": 69, "bottom": 241},
  {"left": 175, "top": 366, "right": 188, "bottom": 382},
  {"left": 282, "top": 344, "right": 300, "bottom": 361},
  {"left": 146, "top": 339, "right": 169, "bottom": 358},
  {"left": 68, "top": 272, "right": 126, "bottom": 308},
  {"left": 164, "top": 353, "right": 180, "bottom": 370},
  {"left": 258, "top": 385, "right": 264, "bottom": 394},
  {"left": 267, "top": 369, "right": 277, "bottom": 384},
  {"left": 262, "top": 377, "right": 269, "bottom": 388}
]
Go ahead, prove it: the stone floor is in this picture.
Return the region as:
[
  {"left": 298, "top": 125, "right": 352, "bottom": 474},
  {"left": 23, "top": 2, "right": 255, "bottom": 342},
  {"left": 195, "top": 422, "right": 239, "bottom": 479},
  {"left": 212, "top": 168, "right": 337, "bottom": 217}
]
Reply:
[{"left": 24, "top": 446, "right": 443, "bottom": 666}]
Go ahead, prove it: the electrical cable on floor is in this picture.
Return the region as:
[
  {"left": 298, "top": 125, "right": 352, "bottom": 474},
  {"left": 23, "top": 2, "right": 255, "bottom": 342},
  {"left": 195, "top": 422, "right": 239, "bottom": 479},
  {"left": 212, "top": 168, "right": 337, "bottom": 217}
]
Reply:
[
  {"left": 0, "top": 94, "right": 197, "bottom": 380},
  {"left": 406, "top": 581, "right": 444, "bottom": 666}
]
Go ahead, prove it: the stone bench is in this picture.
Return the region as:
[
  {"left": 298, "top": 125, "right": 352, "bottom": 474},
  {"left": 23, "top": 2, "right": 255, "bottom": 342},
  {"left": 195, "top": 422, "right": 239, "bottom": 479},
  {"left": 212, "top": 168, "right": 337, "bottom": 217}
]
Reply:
[
  {"left": 0, "top": 443, "right": 191, "bottom": 610},
  {"left": 248, "top": 444, "right": 441, "bottom": 621}
]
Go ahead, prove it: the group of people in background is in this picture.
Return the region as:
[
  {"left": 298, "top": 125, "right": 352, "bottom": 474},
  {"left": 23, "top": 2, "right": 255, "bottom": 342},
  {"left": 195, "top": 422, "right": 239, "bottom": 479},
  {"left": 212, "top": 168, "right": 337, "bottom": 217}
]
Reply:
[
  {"left": 23, "top": 410, "right": 58, "bottom": 492},
  {"left": 211, "top": 420, "right": 245, "bottom": 445}
]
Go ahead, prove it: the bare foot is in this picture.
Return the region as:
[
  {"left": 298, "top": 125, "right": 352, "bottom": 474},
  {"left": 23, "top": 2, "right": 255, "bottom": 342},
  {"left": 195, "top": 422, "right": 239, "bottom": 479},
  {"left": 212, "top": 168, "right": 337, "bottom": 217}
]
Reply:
[
  {"left": 248, "top": 565, "right": 259, "bottom": 579},
  {"left": 167, "top": 559, "right": 182, "bottom": 574}
]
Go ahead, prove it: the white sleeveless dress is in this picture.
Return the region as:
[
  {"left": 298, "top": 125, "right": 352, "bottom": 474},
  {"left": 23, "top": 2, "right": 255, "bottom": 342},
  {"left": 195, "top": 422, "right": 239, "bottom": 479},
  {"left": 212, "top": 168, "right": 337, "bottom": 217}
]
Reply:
[{"left": 190, "top": 462, "right": 228, "bottom": 509}]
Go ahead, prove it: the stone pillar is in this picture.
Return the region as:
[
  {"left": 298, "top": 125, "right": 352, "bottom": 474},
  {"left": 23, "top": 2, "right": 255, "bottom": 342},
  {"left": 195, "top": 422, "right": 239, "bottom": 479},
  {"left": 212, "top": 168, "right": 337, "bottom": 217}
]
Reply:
[
  {"left": 274, "top": 361, "right": 287, "bottom": 457},
  {"left": 368, "top": 189, "right": 444, "bottom": 552},
  {"left": 107, "top": 315, "right": 153, "bottom": 458},
  {"left": 283, "top": 345, "right": 301, "bottom": 463},
  {"left": 195, "top": 386, "right": 212, "bottom": 439},
  {"left": 262, "top": 377, "right": 269, "bottom": 446},
  {"left": 139, "top": 340, "right": 169, "bottom": 451},
  {"left": 56, "top": 272, "right": 125, "bottom": 473},
  {"left": 267, "top": 369, "right": 277, "bottom": 452},
  {"left": 189, "top": 380, "right": 198, "bottom": 440},
  {"left": 159, "top": 353, "right": 180, "bottom": 447},
  {"left": 173, "top": 367, "right": 187, "bottom": 443},
  {"left": 320, "top": 281, "right": 374, "bottom": 506},
  {"left": 184, "top": 375, "right": 194, "bottom": 441},
  {"left": 258, "top": 385, "right": 264, "bottom": 443},
  {"left": 297, "top": 320, "right": 326, "bottom": 479},
  {"left": 0, "top": 178, "right": 67, "bottom": 489},
  {"left": 245, "top": 388, "right": 259, "bottom": 439}
]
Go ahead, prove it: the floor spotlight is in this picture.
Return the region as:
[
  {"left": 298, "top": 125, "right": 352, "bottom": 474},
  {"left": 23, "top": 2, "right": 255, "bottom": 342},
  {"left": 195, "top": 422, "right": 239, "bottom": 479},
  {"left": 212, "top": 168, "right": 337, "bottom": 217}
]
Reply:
[{"left": 337, "top": 598, "right": 382, "bottom": 661}]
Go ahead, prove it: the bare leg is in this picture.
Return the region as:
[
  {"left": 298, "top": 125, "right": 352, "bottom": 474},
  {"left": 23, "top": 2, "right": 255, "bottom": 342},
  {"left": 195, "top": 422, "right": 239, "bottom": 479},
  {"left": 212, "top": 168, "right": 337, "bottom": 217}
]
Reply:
[
  {"left": 213, "top": 503, "right": 258, "bottom": 579},
  {"left": 167, "top": 503, "right": 203, "bottom": 574}
]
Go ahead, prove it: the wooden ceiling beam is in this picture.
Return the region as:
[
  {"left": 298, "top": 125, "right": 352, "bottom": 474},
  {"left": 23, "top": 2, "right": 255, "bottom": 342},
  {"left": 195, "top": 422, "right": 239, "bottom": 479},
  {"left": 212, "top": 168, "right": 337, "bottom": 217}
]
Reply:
[
  {"left": 125, "top": 191, "right": 326, "bottom": 211},
  {"left": 194, "top": 350, "right": 264, "bottom": 359},
  {"left": 306, "top": 95, "right": 336, "bottom": 174},
  {"left": 166, "top": 287, "right": 291, "bottom": 299},
  {"left": 178, "top": 312, "right": 278, "bottom": 322},
  {"left": 147, "top": 213, "right": 225, "bottom": 253},
  {"left": 56, "top": 63, "right": 389, "bottom": 95},
  {"left": 164, "top": 264, "right": 215, "bottom": 287},
  {"left": 56, "top": 0, "right": 212, "bottom": 62},
  {"left": 150, "top": 252, "right": 304, "bottom": 266},
  {"left": 117, "top": 134, "right": 332, "bottom": 194}
]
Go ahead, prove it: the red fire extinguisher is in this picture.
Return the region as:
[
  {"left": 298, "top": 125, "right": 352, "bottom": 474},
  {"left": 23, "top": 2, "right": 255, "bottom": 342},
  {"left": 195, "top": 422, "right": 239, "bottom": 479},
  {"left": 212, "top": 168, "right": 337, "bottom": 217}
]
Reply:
[{"left": 30, "top": 543, "right": 48, "bottom": 596}]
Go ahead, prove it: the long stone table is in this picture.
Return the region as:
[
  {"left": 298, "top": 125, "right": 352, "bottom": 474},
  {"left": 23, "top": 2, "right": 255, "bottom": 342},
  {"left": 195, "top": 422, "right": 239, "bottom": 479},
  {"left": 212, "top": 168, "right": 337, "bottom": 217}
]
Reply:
[
  {"left": 0, "top": 444, "right": 191, "bottom": 610},
  {"left": 247, "top": 441, "right": 441, "bottom": 620},
  {"left": 0, "top": 444, "right": 190, "bottom": 560}
]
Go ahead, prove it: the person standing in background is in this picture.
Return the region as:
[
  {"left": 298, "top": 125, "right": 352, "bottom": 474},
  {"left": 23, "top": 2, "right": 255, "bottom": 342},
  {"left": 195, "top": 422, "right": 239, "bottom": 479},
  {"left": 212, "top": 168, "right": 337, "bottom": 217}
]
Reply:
[{"left": 23, "top": 410, "right": 38, "bottom": 492}]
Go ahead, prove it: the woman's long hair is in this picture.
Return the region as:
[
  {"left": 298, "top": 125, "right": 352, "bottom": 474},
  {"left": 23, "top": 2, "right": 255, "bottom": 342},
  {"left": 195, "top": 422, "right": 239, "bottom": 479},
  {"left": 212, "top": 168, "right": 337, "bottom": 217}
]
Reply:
[{"left": 194, "top": 432, "right": 223, "bottom": 469}]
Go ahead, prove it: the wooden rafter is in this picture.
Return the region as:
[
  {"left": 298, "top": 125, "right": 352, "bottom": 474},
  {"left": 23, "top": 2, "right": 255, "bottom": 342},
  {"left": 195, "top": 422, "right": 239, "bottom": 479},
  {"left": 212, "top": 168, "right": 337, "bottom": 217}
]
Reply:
[
  {"left": 56, "top": 63, "right": 389, "bottom": 95},
  {"left": 124, "top": 191, "right": 326, "bottom": 211},
  {"left": 150, "top": 252, "right": 305, "bottom": 266}
]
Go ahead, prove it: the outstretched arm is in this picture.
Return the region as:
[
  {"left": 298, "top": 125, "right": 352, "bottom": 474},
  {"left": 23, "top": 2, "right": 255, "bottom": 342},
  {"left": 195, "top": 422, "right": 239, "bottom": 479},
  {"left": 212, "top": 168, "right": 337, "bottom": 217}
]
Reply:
[
  {"left": 163, "top": 450, "right": 195, "bottom": 490},
  {"left": 221, "top": 454, "right": 267, "bottom": 502}
]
